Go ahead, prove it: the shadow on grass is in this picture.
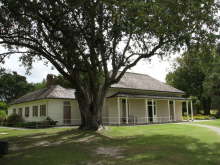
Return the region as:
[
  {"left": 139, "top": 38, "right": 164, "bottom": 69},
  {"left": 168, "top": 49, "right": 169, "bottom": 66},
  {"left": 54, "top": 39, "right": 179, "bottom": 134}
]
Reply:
[{"left": 0, "top": 129, "right": 220, "bottom": 165}]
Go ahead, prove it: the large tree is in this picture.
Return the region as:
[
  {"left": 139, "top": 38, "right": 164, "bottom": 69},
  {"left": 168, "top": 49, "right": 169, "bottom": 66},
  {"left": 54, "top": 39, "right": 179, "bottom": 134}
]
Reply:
[
  {"left": 166, "top": 46, "right": 216, "bottom": 115},
  {"left": 0, "top": 0, "right": 219, "bottom": 130},
  {"left": 204, "top": 46, "right": 220, "bottom": 114}
]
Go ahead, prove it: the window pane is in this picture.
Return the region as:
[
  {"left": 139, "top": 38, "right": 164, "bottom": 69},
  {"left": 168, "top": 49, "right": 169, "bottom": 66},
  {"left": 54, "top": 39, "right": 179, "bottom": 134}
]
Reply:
[
  {"left": 25, "top": 107, "right": 29, "bottom": 117},
  {"left": 18, "top": 108, "right": 23, "bottom": 116},
  {"left": 148, "top": 101, "right": 152, "bottom": 105},
  {"left": 33, "top": 106, "right": 38, "bottom": 117},
  {"left": 40, "top": 105, "right": 46, "bottom": 116}
]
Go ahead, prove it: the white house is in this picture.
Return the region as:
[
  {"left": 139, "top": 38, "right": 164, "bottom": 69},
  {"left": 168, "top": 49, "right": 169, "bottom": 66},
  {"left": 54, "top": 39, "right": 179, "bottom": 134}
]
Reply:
[{"left": 8, "top": 72, "right": 194, "bottom": 126}]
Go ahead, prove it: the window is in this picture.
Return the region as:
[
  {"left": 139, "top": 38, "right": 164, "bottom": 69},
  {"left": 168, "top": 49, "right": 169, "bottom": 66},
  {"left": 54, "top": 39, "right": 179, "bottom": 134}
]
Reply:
[
  {"left": 33, "top": 106, "right": 38, "bottom": 117},
  {"left": 169, "top": 101, "right": 173, "bottom": 105},
  {"left": 25, "top": 107, "right": 30, "bottom": 117},
  {"left": 13, "top": 108, "right": 16, "bottom": 114},
  {"left": 64, "top": 101, "right": 71, "bottom": 106},
  {"left": 40, "top": 105, "right": 46, "bottom": 116},
  {"left": 18, "top": 108, "right": 23, "bottom": 116}
]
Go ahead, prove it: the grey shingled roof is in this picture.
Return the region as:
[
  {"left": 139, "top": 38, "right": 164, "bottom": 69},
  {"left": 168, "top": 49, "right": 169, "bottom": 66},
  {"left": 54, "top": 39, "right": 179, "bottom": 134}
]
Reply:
[
  {"left": 11, "top": 72, "right": 184, "bottom": 105},
  {"left": 111, "top": 72, "right": 184, "bottom": 94},
  {"left": 10, "top": 85, "right": 75, "bottom": 105}
]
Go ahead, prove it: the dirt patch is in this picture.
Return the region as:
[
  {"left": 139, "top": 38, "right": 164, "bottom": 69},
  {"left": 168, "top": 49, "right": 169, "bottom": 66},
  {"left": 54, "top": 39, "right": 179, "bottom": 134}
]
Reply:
[{"left": 96, "top": 146, "right": 124, "bottom": 159}]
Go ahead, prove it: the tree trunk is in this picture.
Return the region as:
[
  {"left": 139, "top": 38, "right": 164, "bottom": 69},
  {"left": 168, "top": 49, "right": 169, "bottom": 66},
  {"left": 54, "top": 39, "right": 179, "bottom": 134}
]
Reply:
[{"left": 75, "top": 88, "right": 106, "bottom": 131}]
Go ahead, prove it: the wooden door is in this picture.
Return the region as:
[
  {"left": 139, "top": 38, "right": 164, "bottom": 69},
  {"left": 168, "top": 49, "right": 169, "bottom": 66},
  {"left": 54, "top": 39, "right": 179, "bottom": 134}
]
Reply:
[
  {"left": 63, "top": 101, "right": 71, "bottom": 125},
  {"left": 121, "top": 99, "right": 126, "bottom": 123}
]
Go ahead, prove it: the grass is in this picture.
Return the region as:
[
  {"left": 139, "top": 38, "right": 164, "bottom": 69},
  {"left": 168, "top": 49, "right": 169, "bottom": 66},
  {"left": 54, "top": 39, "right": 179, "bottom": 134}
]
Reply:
[
  {"left": 0, "top": 123, "right": 220, "bottom": 165},
  {"left": 195, "top": 119, "right": 220, "bottom": 128}
]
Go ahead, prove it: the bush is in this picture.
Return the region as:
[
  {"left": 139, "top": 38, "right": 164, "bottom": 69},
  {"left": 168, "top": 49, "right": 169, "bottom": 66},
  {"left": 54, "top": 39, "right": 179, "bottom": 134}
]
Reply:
[
  {"left": 46, "top": 117, "right": 58, "bottom": 126},
  {"left": 5, "top": 114, "right": 57, "bottom": 128},
  {"left": 182, "top": 115, "right": 214, "bottom": 120},
  {"left": 214, "top": 110, "right": 220, "bottom": 119},
  {"left": 0, "top": 110, "right": 7, "bottom": 126},
  {"left": 6, "top": 114, "right": 24, "bottom": 127},
  {"left": 20, "top": 117, "right": 57, "bottom": 128}
]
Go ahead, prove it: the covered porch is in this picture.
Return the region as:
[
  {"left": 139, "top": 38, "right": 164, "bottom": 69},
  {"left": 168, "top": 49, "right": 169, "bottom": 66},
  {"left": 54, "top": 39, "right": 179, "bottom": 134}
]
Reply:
[{"left": 104, "top": 93, "right": 194, "bottom": 125}]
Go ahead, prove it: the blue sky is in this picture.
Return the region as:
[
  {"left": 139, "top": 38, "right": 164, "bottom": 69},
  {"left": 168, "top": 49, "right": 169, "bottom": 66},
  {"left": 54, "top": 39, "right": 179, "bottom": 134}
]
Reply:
[{"left": 1, "top": 47, "right": 179, "bottom": 83}]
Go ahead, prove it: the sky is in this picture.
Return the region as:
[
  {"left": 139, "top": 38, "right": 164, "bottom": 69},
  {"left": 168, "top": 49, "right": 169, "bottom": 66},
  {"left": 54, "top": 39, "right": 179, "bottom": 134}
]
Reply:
[{"left": 1, "top": 50, "right": 180, "bottom": 83}]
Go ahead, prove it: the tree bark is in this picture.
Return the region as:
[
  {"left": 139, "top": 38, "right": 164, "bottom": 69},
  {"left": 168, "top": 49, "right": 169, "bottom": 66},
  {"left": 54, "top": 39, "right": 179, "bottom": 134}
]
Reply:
[{"left": 75, "top": 88, "right": 106, "bottom": 131}]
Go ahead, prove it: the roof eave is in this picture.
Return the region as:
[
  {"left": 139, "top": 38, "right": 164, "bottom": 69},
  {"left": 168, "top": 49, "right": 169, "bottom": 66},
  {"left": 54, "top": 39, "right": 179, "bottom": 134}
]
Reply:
[{"left": 109, "top": 86, "right": 185, "bottom": 95}]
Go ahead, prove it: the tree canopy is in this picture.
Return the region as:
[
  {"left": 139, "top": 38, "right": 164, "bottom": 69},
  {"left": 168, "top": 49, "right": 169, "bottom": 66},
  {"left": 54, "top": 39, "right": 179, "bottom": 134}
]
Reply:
[
  {"left": 0, "top": 0, "right": 219, "bottom": 130},
  {"left": 203, "top": 46, "right": 220, "bottom": 113},
  {"left": 0, "top": 70, "right": 34, "bottom": 103},
  {"left": 166, "top": 45, "right": 218, "bottom": 115}
]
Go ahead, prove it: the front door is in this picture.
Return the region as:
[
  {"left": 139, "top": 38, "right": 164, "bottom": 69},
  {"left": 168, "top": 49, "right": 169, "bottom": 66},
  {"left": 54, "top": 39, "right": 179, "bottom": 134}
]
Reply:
[
  {"left": 148, "top": 105, "right": 153, "bottom": 122},
  {"left": 169, "top": 101, "right": 174, "bottom": 121},
  {"left": 122, "top": 99, "right": 126, "bottom": 124},
  {"left": 63, "top": 101, "right": 71, "bottom": 125}
]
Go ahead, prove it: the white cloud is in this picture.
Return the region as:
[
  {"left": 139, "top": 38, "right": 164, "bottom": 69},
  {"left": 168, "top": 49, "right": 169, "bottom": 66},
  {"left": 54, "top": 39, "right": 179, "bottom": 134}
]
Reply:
[
  {"left": 129, "top": 54, "right": 179, "bottom": 82},
  {"left": 3, "top": 54, "right": 59, "bottom": 83}
]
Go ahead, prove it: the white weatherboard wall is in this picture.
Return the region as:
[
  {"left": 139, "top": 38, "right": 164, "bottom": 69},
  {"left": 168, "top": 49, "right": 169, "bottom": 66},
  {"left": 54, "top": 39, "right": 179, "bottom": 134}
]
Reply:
[
  {"left": 157, "top": 100, "right": 170, "bottom": 123},
  {"left": 47, "top": 99, "right": 81, "bottom": 125},
  {"left": 8, "top": 99, "right": 82, "bottom": 126},
  {"left": 175, "top": 101, "right": 183, "bottom": 121},
  {"left": 105, "top": 98, "right": 118, "bottom": 124},
  {"left": 128, "top": 99, "right": 145, "bottom": 124},
  {"left": 8, "top": 100, "right": 49, "bottom": 122}
]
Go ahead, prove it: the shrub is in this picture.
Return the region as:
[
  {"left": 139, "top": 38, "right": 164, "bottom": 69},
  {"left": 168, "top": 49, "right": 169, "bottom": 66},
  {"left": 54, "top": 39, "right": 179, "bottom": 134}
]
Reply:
[
  {"left": 0, "top": 110, "right": 7, "bottom": 126},
  {"left": 21, "top": 117, "right": 57, "bottom": 128},
  {"left": 46, "top": 117, "right": 58, "bottom": 126},
  {"left": 214, "top": 110, "right": 220, "bottom": 119},
  {"left": 6, "top": 114, "right": 24, "bottom": 127},
  {"left": 182, "top": 115, "right": 214, "bottom": 120}
]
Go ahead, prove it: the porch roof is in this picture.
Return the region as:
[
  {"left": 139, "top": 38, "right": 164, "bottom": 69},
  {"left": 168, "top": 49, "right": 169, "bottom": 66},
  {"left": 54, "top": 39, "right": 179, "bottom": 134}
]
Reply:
[{"left": 108, "top": 92, "right": 191, "bottom": 100}]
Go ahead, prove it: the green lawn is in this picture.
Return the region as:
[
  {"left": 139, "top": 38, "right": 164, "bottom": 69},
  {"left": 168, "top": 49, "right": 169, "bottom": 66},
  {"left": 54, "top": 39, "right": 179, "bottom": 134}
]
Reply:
[
  {"left": 195, "top": 119, "right": 220, "bottom": 128},
  {"left": 0, "top": 123, "right": 220, "bottom": 165}
]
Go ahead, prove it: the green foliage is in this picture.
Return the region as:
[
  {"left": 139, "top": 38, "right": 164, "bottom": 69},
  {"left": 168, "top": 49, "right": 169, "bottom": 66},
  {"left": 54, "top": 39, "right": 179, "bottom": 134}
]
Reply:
[
  {"left": 5, "top": 116, "right": 57, "bottom": 128},
  {"left": 0, "top": 71, "right": 34, "bottom": 103},
  {"left": 0, "top": 101, "right": 7, "bottom": 125},
  {"left": 0, "top": 110, "right": 6, "bottom": 118},
  {"left": 21, "top": 117, "right": 57, "bottom": 128},
  {"left": 203, "top": 53, "right": 220, "bottom": 111},
  {"left": 0, "top": 101, "right": 7, "bottom": 111},
  {"left": 166, "top": 45, "right": 216, "bottom": 114},
  {"left": 182, "top": 115, "right": 214, "bottom": 120},
  {"left": 0, "top": 110, "right": 6, "bottom": 126},
  {"left": 6, "top": 114, "right": 24, "bottom": 127},
  {"left": 45, "top": 74, "right": 72, "bottom": 88},
  {"left": 31, "top": 82, "right": 47, "bottom": 91}
]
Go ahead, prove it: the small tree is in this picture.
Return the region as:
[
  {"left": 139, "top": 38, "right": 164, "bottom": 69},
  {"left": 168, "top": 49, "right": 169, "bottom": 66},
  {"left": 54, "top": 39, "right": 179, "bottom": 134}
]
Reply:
[{"left": 0, "top": 0, "right": 219, "bottom": 130}]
